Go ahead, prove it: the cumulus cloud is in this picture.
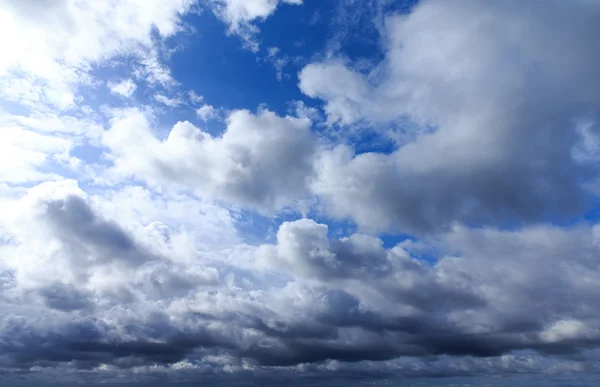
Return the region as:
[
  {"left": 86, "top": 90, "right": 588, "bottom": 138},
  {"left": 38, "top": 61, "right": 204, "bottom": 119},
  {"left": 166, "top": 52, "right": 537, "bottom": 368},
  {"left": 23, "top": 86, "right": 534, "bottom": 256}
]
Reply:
[
  {"left": 108, "top": 79, "right": 137, "bottom": 98},
  {"left": 0, "top": 0, "right": 194, "bottom": 107},
  {"left": 102, "top": 108, "right": 316, "bottom": 212},
  {"left": 0, "top": 0, "right": 195, "bottom": 191},
  {"left": 3, "top": 195, "right": 600, "bottom": 383},
  {"left": 301, "top": 0, "right": 600, "bottom": 234},
  {"left": 1, "top": 181, "right": 155, "bottom": 291},
  {"left": 3, "top": 0, "right": 600, "bottom": 385},
  {"left": 196, "top": 104, "right": 220, "bottom": 121}
]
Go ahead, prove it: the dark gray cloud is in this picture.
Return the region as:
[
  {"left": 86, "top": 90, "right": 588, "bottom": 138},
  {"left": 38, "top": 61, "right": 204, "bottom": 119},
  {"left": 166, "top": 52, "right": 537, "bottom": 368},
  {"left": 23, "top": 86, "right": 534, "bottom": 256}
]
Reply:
[
  {"left": 42, "top": 195, "right": 151, "bottom": 266},
  {"left": 4, "top": 206, "right": 600, "bottom": 383},
  {"left": 38, "top": 282, "right": 94, "bottom": 312}
]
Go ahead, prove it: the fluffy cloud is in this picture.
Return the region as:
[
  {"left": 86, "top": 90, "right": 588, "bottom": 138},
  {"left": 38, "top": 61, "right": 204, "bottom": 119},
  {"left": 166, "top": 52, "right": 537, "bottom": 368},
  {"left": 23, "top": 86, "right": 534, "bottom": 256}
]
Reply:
[
  {"left": 0, "top": 126, "right": 71, "bottom": 183},
  {"left": 301, "top": 0, "right": 600, "bottom": 234},
  {"left": 196, "top": 104, "right": 220, "bottom": 121},
  {"left": 0, "top": 0, "right": 194, "bottom": 72},
  {"left": 0, "top": 0, "right": 196, "bottom": 189},
  {"left": 102, "top": 108, "right": 316, "bottom": 212},
  {"left": 3, "top": 189, "right": 600, "bottom": 383},
  {"left": 0, "top": 0, "right": 194, "bottom": 108},
  {"left": 3, "top": 0, "right": 600, "bottom": 385},
  {"left": 108, "top": 79, "right": 137, "bottom": 98},
  {"left": 0, "top": 106, "right": 104, "bottom": 185},
  {"left": 1, "top": 181, "right": 155, "bottom": 292}
]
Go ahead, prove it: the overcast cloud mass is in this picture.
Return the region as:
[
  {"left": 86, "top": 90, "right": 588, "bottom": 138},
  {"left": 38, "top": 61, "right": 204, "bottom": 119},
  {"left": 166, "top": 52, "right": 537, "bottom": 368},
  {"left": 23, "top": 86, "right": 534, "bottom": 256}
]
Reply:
[{"left": 1, "top": 0, "right": 600, "bottom": 386}]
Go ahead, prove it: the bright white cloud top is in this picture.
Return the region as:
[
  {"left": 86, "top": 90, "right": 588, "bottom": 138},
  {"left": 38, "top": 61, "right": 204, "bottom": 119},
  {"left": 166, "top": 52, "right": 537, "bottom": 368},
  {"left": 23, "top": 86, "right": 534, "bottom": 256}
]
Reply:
[{"left": 1, "top": 1, "right": 600, "bottom": 386}]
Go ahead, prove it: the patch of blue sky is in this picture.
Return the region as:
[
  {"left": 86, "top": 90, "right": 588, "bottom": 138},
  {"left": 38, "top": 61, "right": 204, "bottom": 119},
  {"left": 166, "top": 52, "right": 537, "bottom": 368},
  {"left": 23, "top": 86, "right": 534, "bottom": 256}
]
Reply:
[
  {"left": 581, "top": 198, "right": 600, "bottom": 223},
  {"left": 259, "top": 0, "right": 331, "bottom": 60},
  {"left": 232, "top": 208, "right": 442, "bottom": 266},
  {"left": 232, "top": 208, "right": 282, "bottom": 245},
  {"left": 233, "top": 206, "right": 315, "bottom": 245},
  {"left": 0, "top": 98, "right": 31, "bottom": 116},
  {"left": 342, "top": 125, "right": 398, "bottom": 155},
  {"left": 169, "top": 10, "right": 303, "bottom": 115},
  {"left": 70, "top": 143, "right": 104, "bottom": 165}
]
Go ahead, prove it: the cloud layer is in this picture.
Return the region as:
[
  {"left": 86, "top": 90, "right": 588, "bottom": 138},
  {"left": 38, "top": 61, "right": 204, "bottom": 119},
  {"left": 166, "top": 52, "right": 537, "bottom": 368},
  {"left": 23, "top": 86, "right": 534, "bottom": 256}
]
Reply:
[
  {"left": 301, "top": 0, "right": 600, "bottom": 234},
  {"left": 103, "top": 108, "right": 316, "bottom": 212},
  {"left": 1, "top": 0, "right": 600, "bottom": 385},
  {"left": 3, "top": 183, "right": 600, "bottom": 383}
]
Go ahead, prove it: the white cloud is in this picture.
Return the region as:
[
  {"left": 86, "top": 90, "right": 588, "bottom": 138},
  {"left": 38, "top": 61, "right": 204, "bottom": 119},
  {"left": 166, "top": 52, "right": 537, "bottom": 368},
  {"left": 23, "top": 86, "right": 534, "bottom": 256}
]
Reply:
[
  {"left": 108, "top": 79, "right": 137, "bottom": 98},
  {"left": 196, "top": 104, "right": 220, "bottom": 121},
  {"left": 0, "top": 105, "right": 105, "bottom": 185},
  {"left": 3, "top": 192, "right": 600, "bottom": 380},
  {"left": 0, "top": 0, "right": 194, "bottom": 72},
  {"left": 188, "top": 90, "right": 204, "bottom": 104},
  {"left": 154, "top": 94, "right": 184, "bottom": 107},
  {"left": 102, "top": 108, "right": 316, "bottom": 212},
  {"left": 94, "top": 185, "right": 240, "bottom": 252},
  {"left": 134, "top": 49, "right": 178, "bottom": 88},
  {"left": 0, "top": 125, "right": 73, "bottom": 183},
  {"left": 289, "top": 100, "right": 321, "bottom": 121},
  {"left": 1, "top": 168, "right": 600, "bottom": 383},
  {"left": 300, "top": 61, "right": 370, "bottom": 125},
  {"left": 301, "top": 0, "right": 600, "bottom": 234},
  {"left": 211, "top": 0, "right": 302, "bottom": 51},
  {"left": 266, "top": 46, "right": 289, "bottom": 80},
  {"left": 0, "top": 110, "right": 103, "bottom": 136},
  {"left": 0, "top": 179, "right": 226, "bottom": 301},
  {"left": 2, "top": 0, "right": 600, "bottom": 383},
  {"left": 0, "top": 0, "right": 194, "bottom": 109}
]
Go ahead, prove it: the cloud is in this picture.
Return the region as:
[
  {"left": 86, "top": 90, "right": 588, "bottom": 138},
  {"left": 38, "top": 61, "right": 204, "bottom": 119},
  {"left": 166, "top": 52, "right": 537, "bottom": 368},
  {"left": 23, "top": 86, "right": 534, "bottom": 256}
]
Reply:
[
  {"left": 134, "top": 49, "right": 179, "bottom": 88},
  {"left": 0, "top": 179, "right": 228, "bottom": 308},
  {"left": 102, "top": 108, "right": 316, "bottom": 212},
  {"left": 0, "top": 104, "right": 105, "bottom": 187},
  {"left": 300, "top": 0, "right": 600, "bottom": 234},
  {"left": 154, "top": 94, "right": 184, "bottom": 107},
  {"left": 0, "top": 125, "right": 72, "bottom": 183},
  {"left": 196, "top": 104, "right": 220, "bottom": 121},
  {"left": 0, "top": 0, "right": 194, "bottom": 71},
  {"left": 187, "top": 90, "right": 204, "bottom": 104},
  {"left": 211, "top": 0, "right": 302, "bottom": 51},
  {"left": 0, "top": 0, "right": 194, "bottom": 192},
  {"left": 266, "top": 46, "right": 289, "bottom": 81},
  {"left": 225, "top": 219, "right": 600, "bottom": 369},
  {"left": 0, "top": 0, "right": 194, "bottom": 108},
  {"left": 94, "top": 185, "right": 240, "bottom": 251},
  {"left": 2, "top": 0, "right": 600, "bottom": 385},
  {"left": 108, "top": 79, "right": 137, "bottom": 98},
  {"left": 0, "top": 181, "right": 155, "bottom": 291},
  {"left": 37, "top": 282, "right": 95, "bottom": 312},
  {"left": 3, "top": 201, "right": 600, "bottom": 381}
]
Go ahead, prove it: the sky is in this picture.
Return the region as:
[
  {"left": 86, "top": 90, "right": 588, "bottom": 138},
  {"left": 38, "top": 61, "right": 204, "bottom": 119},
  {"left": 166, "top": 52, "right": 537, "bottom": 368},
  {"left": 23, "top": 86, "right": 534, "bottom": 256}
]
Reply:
[{"left": 1, "top": 0, "right": 600, "bottom": 386}]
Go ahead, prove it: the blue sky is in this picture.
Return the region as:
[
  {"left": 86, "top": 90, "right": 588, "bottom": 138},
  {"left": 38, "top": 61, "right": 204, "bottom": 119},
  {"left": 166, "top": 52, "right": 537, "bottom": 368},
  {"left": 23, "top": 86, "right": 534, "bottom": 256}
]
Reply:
[{"left": 1, "top": 0, "right": 600, "bottom": 386}]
